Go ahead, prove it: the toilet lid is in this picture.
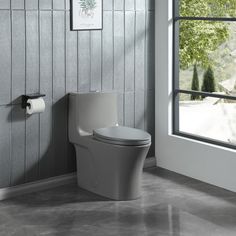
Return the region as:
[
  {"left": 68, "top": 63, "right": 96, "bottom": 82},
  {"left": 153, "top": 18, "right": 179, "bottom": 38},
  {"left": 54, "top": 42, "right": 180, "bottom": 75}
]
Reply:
[{"left": 93, "top": 126, "right": 151, "bottom": 146}]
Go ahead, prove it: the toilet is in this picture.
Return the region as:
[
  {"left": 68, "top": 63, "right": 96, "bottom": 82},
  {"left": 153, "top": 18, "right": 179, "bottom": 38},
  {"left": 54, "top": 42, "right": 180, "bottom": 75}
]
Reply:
[{"left": 68, "top": 92, "right": 151, "bottom": 200}]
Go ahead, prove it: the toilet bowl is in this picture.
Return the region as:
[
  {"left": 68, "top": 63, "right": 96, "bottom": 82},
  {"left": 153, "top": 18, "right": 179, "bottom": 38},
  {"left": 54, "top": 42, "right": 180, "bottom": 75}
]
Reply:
[{"left": 68, "top": 92, "right": 151, "bottom": 200}]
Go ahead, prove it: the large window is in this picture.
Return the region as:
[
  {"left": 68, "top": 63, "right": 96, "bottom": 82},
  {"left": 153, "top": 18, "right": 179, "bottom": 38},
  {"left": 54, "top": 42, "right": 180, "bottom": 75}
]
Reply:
[{"left": 173, "top": 0, "right": 236, "bottom": 149}]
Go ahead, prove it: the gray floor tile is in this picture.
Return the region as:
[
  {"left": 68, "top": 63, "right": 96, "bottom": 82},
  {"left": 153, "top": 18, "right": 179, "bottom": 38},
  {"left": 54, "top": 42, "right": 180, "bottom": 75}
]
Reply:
[{"left": 1, "top": 167, "right": 236, "bottom": 236}]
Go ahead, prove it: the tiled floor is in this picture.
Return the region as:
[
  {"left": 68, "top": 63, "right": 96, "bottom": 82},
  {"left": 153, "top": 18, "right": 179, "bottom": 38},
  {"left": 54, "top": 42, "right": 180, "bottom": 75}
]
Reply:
[{"left": 1, "top": 167, "right": 236, "bottom": 236}]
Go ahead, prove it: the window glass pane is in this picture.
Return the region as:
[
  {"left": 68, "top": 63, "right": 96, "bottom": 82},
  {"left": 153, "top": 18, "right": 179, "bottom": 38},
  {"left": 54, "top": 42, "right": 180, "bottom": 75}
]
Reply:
[
  {"left": 178, "top": 93, "right": 236, "bottom": 145},
  {"left": 179, "top": 0, "right": 236, "bottom": 18},
  {"left": 178, "top": 20, "right": 236, "bottom": 101}
]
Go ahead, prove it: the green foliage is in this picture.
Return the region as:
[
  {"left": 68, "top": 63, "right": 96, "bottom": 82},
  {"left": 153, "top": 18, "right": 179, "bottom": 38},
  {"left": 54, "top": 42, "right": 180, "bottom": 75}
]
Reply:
[
  {"left": 80, "top": 0, "right": 96, "bottom": 11},
  {"left": 201, "top": 66, "right": 216, "bottom": 97},
  {"left": 191, "top": 64, "right": 200, "bottom": 100},
  {"left": 179, "top": 0, "right": 236, "bottom": 70},
  {"left": 206, "top": 0, "right": 236, "bottom": 17},
  {"left": 180, "top": 0, "right": 236, "bottom": 18},
  {"left": 179, "top": 20, "right": 229, "bottom": 69}
]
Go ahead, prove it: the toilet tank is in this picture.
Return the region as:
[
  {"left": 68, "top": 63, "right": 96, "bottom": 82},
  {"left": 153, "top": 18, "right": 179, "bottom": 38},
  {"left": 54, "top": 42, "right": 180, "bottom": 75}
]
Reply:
[{"left": 69, "top": 92, "right": 118, "bottom": 142}]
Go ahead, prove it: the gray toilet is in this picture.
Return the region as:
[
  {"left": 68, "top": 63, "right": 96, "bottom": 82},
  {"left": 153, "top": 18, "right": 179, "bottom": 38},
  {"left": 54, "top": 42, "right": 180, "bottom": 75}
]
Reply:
[{"left": 68, "top": 92, "right": 151, "bottom": 200}]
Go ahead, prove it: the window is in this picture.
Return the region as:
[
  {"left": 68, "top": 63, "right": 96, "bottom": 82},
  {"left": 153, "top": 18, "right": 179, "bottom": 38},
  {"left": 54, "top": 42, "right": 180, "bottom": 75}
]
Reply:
[{"left": 173, "top": 0, "right": 236, "bottom": 149}]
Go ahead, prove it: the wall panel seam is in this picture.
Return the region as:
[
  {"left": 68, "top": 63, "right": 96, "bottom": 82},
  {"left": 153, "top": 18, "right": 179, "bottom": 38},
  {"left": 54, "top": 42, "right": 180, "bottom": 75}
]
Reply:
[
  {"left": 112, "top": 5, "right": 115, "bottom": 90},
  {"left": 64, "top": 0, "right": 66, "bottom": 95},
  {"left": 51, "top": 8, "right": 55, "bottom": 177},
  {"left": 101, "top": 24, "right": 103, "bottom": 91},
  {"left": 38, "top": 5, "right": 41, "bottom": 178},
  {"left": 134, "top": 10, "right": 136, "bottom": 126},
  {"left": 24, "top": 1, "right": 27, "bottom": 183},
  {"left": 144, "top": 9, "right": 148, "bottom": 130},
  {"left": 64, "top": 2, "right": 70, "bottom": 173},
  {"left": 89, "top": 31, "right": 92, "bottom": 91},
  {"left": 77, "top": 31, "right": 79, "bottom": 92},
  {"left": 123, "top": 8, "right": 125, "bottom": 123},
  {"left": 77, "top": 31, "right": 80, "bottom": 91},
  {"left": 9, "top": 0, "right": 13, "bottom": 186}
]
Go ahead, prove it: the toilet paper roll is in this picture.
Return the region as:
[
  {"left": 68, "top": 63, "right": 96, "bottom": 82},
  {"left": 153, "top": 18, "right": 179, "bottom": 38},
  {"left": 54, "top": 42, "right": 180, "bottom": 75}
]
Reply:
[{"left": 26, "top": 98, "right": 45, "bottom": 115}]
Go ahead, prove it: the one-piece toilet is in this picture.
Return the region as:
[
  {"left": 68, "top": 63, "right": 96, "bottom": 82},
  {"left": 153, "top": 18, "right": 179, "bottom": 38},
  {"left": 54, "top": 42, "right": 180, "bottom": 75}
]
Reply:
[{"left": 68, "top": 92, "right": 151, "bottom": 200}]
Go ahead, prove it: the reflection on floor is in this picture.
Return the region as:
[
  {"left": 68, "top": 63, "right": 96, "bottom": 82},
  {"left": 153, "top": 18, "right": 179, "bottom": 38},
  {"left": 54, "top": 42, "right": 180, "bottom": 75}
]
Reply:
[{"left": 1, "top": 167, "right": 236, "bottom": 236}]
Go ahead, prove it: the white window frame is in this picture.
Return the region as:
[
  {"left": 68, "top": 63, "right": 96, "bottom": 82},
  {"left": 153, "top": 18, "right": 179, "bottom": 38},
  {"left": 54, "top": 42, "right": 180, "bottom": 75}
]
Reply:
[{"left": 155, "top": 0, "right": 236, "bottom": 192}]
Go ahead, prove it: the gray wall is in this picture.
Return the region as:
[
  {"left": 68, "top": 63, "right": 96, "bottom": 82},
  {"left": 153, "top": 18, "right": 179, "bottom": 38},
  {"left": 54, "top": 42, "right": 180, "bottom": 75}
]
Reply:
[{"left": 0, "top": 0, "right": 155, "bottom": 188}]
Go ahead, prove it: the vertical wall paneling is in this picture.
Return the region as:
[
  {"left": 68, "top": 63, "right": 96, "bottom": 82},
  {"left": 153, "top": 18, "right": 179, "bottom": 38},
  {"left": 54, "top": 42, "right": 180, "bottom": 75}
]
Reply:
[
  {"left": 114, "top": 11, "right": 124, "bottom": 91},
  {"left": 66, "top": 11, "right": 77, "bottom": 93},
  {"left": 25, "top": 0, "right": 38, "bottom": 10},
  {"left": 52, "top": 11, "right": 67, "bottom": 176},
  {"left": 91, "top": 31, "right": 102, "bottom": 92},
  {"left": 39, "top": 10, "right": 54, "bottom": 179},
  {"left": 11, "top": 10, "right": 25, "bottom": 185},
  {"left": 25, "top": 10, "right": 40, "bottom": 182},
  {"left": 78, "top": 31, "right": 90, "bottom": 92},
  {"left": 125, "top": 11, "right": 135, "bottom": 91},
  {"left": 102, "top": 11, "right": 113, "bottom": 91},
  {"left": 135, "top": 12, "right": 145, "bottom": 91},
  {"left": 39, "top": 103, "right": 54, "bottom": 179},
  {"left": 145, "top": 90, "right": 155, "bottom": 156},
  {"left": 124, "top": 92, "right": 135, "bottom": 128},
  {"left": 26, "top": 11, "right": 39, "bottom": 95},
  {"left": 103, "top": 0, "right": 113, "bottom": 11},
  {"left": 0, "top": 106, "right": 11, "bottom": 188},
  {"left": 11, "top": 105, "right": 25, "bottom": 185},
  {"left": 0, "top": 0, "right": 155, "bottom": 188},
  {"left": 65, "top": 0, "right": 70, "bottom": 10},
  {"left": 0, "top": 0, "right": 10, "bottom": 9},
  {"left": 125, "top": 0, "right": 135, "bottom": 11},
  {"left": 136, "top": 0, "right": 146, "bottom": 10},
  {"left": 40, "top": 0, "right": 52, "bottom": 10},
  {"left": 0, "top": 11, "right": 11, "bottom": 105},
  {"left": 117, "top": 93, "right": 124, "bottom": 126},
  {"left": 53, "top": 97, "right": 68, "bottom": 176},
  {"left": 40, "top": 11, "right": 53, "bottom": 102},
  {"left": 114, "top": 0, "right": 124, "bottom": 11},
  {"left": 12, "top": 10, "right": 25, "bottom": 103},
  {"left": 53, "top": 0, "right": 65, "bottom": 9},
  {"left": 135, "top": 91, "right": 145, "bottom": 129},
  {"left": 65, "top": 11, "right": 77, "bottom": 172},
  {"left": 25, "top": 114, "right": 40, "bottom": 182},
  {"left": 146, "top": 11, "right": 155, "bottom": 90},
  {"left": 11, "top": 0, "right": 24, "bottom": 9},
  {"left": 53, "top": 11, "right": 65, "bottom": 102},
  {"left": 145, "top": 10, "right": 155, "bottom": 156}
]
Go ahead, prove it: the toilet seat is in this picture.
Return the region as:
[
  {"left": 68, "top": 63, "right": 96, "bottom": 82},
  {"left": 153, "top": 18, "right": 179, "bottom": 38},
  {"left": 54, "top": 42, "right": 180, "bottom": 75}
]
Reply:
[{"left": 93, "top": 126, "right": 151, "bottom": 146}]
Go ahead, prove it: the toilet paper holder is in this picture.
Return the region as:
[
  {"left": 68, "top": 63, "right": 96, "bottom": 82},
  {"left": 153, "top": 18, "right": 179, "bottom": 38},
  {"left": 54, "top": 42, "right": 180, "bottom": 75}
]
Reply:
[{"left": 22, "top": 94, "right": 46, "bottom": 109}]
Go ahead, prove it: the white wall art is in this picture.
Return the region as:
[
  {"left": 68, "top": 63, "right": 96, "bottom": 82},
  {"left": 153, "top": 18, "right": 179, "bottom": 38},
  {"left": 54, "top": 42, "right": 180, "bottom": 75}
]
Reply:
[{"left": 72, "top": 0, "right": 103, "bottom": 30}]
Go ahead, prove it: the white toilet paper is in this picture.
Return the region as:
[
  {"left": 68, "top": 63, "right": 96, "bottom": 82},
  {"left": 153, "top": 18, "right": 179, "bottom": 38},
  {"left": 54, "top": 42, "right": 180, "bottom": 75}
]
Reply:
[{"left": 26, "top": 98, "right": 46, "bottom": 115}]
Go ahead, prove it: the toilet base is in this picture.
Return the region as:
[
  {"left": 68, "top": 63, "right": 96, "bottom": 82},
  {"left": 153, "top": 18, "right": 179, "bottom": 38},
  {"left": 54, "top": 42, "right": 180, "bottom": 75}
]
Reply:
[{"left": 74, "top": 138, "right": 150, "bottom": 201}]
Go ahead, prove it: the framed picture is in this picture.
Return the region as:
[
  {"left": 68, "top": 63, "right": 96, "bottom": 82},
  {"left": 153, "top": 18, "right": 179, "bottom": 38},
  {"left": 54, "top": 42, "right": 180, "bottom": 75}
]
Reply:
[{"left": 71, "top": 0, "right": 103, "bottom": 30}]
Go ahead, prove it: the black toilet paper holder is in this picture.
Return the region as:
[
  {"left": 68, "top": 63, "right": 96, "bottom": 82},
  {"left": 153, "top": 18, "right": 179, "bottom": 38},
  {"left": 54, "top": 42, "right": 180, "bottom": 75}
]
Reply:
[{"left": 22, "top": 94, "right": 46, "bottom": 109}]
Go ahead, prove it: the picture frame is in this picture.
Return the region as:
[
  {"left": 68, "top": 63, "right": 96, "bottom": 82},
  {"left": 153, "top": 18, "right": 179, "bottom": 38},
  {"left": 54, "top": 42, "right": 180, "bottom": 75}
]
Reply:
[{"left": 71, "top": 0, "right": 103, "bottom": 31}]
